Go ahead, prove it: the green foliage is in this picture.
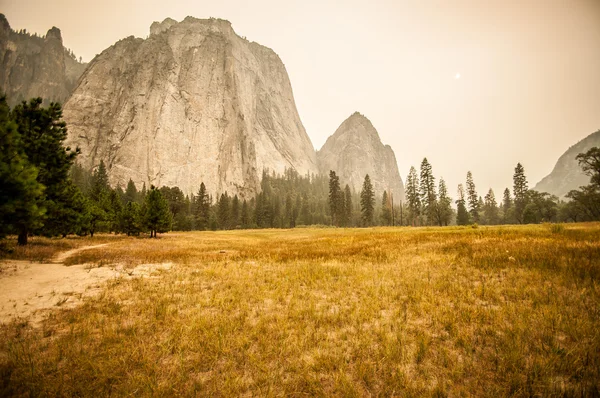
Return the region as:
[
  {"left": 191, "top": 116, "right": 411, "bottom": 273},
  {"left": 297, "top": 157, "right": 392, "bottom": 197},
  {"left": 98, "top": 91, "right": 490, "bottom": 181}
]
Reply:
[
  {"left": 436, "top": 177, "right": 452, "bottom": 226},
  {"left": 381, "top": 190, "right": 392, "bottom": 226},
  {"left": 360, "top": 174, "right": 375, "bottom": 226},
  {"left": 405, "top": 166, "right": 421, "bottom": 226},
  {"left": 143, "top": 186, "right": 172, "bottom": 238},
  {"left": 456, "top": 184, "right": 469, "bottom": 226},
  {"left": 420, "top": 158, "right": 437, "bottom": 225},
  {"left": 0, "top": 96, "right": 45, "bottom": 240},
  {"left": 513, "top": 163, "right": 529, "bottom": 223},
  {"left": 328, "top": 170, "right": 343, "bottom": 226},
  {"left": 120, "top": 201, "right": 142, "bottom": 236},
  {"left": 466, "top": 171, "right": 479, "bottom": 223}
]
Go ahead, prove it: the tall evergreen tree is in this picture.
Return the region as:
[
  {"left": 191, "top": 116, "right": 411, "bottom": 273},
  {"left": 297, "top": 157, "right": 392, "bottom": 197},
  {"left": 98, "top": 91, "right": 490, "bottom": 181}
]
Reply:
[
  {"left": 513, "top": 163, "right": 528, "bottom": 224},
  {"left": 11, "top": 98, "right": 79, "bottom": 244},
  {"left": 502, "top": 188, "right": 513, "bottom": 224},
  {"left": 328, "top": 170, "right": 342, "bottom": 226},
  {"left": 241, "top": 199, "right": 250, "bottom": 228},
  {"left": 360, "top": 174, "right": 375, "bottom": 226},
  {"left": 217, "top": 192, "right": 231, "bottom": 229},
  {"left": 193, "top": 182, "right": 210, "bottom": 230},
  {"left": 483, "top": 189, "right": 499, "bottom": 225},
  {"left": 344, "top": 184, "right": 353, "bottom": 227},
  {"left": 124, "top": 179, "right": 138, "bottom": 204},
  {"left": 121, "top": 201, "right": 142, "bottom": 236},
  {"left": 381, "top": 190, "right": 392, "bottom": 226},
  {"left": 456, "top": 184, "right": 469, "bottom": 226},
  {"left": 90, "top": 160, "right": 110, "bottom": 202},
  {"left": 420, "top": 158, "right": 437, "bottom": 225},
  {"left": 405, "top": 166, "right": 421, "bottom": 226},
  {"left": 466, "top": 171, "right": 479, "bottom": 223},
  {"left": 0, "top": 97, "right": 45, "bottom": 240},
  {"left": 436, "top": 177, "right": 452, "bottom": 226},
  {"left": 143, "top": 186, "right": 172, "bottom": 238}
]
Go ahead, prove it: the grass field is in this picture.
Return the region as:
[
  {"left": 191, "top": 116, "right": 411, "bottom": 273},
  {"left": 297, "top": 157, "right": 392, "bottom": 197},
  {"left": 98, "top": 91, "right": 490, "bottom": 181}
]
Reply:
[{"left": 1, "top": 224, "right": 599, "bottom": 396}]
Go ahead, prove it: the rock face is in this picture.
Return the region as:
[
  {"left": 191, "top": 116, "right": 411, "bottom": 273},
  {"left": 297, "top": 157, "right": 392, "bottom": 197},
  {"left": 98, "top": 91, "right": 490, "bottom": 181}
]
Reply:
[
  {"left": 0, "top": 14, "right": 86, "bottom": 106},
  {"left": 317, "top": 112, "right": 405, "bottom": 201},
  {"left": 534, "top": 130, "right": 600, "bottom": 198},
  {"left": 63, "top": 17, "right": 318, "bottom": 197}
]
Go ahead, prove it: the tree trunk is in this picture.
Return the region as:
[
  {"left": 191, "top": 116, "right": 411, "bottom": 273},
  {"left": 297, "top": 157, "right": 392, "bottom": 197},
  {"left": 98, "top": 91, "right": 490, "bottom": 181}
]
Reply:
[{"left": 17, "top": 230, "right": 28, "bottom": 246}]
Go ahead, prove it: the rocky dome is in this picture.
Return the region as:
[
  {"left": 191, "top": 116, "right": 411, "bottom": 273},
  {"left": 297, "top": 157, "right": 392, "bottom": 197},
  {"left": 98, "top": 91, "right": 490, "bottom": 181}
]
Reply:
[
  {"left": 63, "top": 17, "right": 318, "bottom": 197},
  {"left": 317, "top": 112, "right": 405, "bottom": 201}
]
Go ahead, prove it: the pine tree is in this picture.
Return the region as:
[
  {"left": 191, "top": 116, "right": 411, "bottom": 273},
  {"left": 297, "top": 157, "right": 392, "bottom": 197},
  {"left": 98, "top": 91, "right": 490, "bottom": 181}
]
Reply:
[
  {"left": 436, "top": 177, "right": 452, "bottom": 226},
  {"left": 217, "top": 192, "right": 231, "bottom": 229},
  {"left": 241, "top": 199, "right": 250, "bottom": 228},
  {"left": 502, "top": 188, "right": 513, "bottom": 224},
  {"left": 344, "top": 184, "right": 352, "bottom": 227},
  {"left": 193, "top": 182, "right": 210, "bottom": 230},
  {"left": 90, "top": 160, "right": 110, "bottom": 202},
  {"left": 381, "top": 190, "right": 392, "bottom": 226},
  {"left": 121, "top": 201, "right": 142, "bottom": 236},
  {"left": 328, "top": 170, "right": 342, "bottom": 226},
  {"left": 360, "top": 174, "right": 375, "bottom": 226},
  {"left": 513, "top": 163, "right": 528, "bottom": 224},
  {"left": 466, "top": 171, "right": 479, "bottom": 223},
  {"left": 231, "top": 195, "right": 240, "bottom": 228},
  {"left": 124, "top": 179, "right": 138, "bottom": 204},
  {"left": 456, "top": 184, "right": 469, "bottom": 225},
  {"left": 11, "top": 98, "right": 79, "bottom": 244},
  {"left": 0, "top": 97, "right": 45, "bottom": 240},
  {"left": 483, "top": 189, "right": 499, "bottom": 225},
  {"left": 405, "top": 166, "right": 421, "bottom": 226},
  {"left": 420, "top": 158, "right": 437, "bottom": 225},
  {"left": 143, "top": 186, "right": 172, "bottom": 237}
]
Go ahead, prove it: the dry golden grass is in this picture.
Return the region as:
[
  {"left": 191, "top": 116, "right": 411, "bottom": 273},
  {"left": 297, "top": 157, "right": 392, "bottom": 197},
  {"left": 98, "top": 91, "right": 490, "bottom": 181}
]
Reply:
[{"left": 1, "top": 224, "right": 599, "bottom": 396}]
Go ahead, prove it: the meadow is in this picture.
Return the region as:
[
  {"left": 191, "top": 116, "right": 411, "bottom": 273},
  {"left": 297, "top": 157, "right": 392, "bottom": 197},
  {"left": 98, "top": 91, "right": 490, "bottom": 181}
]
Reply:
[{"left": 1, "top": 224, "right": 599, "bottom": 396}]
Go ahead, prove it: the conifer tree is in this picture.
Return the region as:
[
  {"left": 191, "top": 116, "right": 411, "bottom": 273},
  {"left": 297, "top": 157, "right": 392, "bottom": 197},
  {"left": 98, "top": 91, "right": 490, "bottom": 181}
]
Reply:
[
  {"left": 121, "top": 201, "right": 142, "bottom": 236},
  {"left": 360, "top": 174, "right": 375, "bottom": 226},
  {"left": 466, "top": 171, "right": 479, "bottom": 223},
  {"left": 231, "top": 195, "right": 240, "bottom": 228},
  {"left": 143, "top": 186, "right": 172, "bottom": 238},
  {"left": 217, "top": 192, "right": 231, "bottom": 229},
  {"left": 436, "top": 177, "right": 452, "bottom": 226},
  {"left": 502, "top": 188, "right": 513, "bottom": 224},
  {"left": 405, "top": 166, "right": 421, "bottom": 226},
  {"left": 420, "top": 158, "right": 437, "bottom": 225},
  {"left": 193, "top": 182, "right": 210, "bottom": 230},
  {"left": 328, "top": 170, "right": 342, "bottom": 226},
  {"left": 381, "top": 190, "right": 392, "bottom": 226},
  {"left": 124, "top": 179, "right": 138, "bottom": 204},
  {"left": 241, "top": 199, "right": 250, "bottom": 228},
  {"left": 456, "top": 184, "right": 469, "bottom": 225},
  {"left": 344, "top": 184, "right": 352, "bottom": 227},
  {"left": 0, "top": 97, "right": 45, "bottom": 240},
  {"left": 11, "top": 98, "right": 79, "bottom": 244},
  {"left": 513, "top": 163, "right": 528, "bottom": 224},
  {"left": 483, "top": 189, "right": 499, "bottom": 225}
]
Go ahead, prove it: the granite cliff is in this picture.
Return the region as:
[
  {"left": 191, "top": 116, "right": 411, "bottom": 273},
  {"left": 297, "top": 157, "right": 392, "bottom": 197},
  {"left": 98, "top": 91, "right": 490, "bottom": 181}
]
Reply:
[
  {"left": 63, "top": 17, "right": 318, "bottom": 197},
  {"left": 534, "top": 130, "right": 600, "bottom": 198},
  {"left": 0, "top": 14, "right": 86, "bottom": 106},
  {"left": 317, "top": 112, "right": 405, "bottom": 201}
]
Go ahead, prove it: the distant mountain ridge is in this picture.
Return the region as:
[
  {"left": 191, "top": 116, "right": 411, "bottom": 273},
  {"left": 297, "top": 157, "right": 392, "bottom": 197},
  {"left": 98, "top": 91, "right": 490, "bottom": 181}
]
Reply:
[
  {"left": 0, "top": 14, "right": 87, "bottom": 106},
  {"left": 533, "top": 130, "right": 600, "bottom": 198},
  {"left": 2, "top": 15, "right": 406, "bottom": 200}
]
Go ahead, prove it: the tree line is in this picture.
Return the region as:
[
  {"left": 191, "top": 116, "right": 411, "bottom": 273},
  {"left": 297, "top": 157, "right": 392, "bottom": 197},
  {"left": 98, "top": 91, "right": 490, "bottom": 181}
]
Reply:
[
  {"left": 2, "top": 97, "right": 599, "bottom": 246},
  {"left": 404, "top": 155, "right": 600, "bottom": 226}
]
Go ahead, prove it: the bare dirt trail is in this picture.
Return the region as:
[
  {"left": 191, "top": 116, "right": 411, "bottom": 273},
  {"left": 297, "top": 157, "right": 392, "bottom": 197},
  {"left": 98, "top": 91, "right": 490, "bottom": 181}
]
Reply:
[{"left": 0, "top": 244, "right": 172, "bottom": 326}]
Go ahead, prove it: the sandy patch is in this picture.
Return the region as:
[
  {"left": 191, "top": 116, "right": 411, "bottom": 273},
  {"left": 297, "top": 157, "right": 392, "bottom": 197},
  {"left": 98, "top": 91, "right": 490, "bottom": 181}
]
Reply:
[{"left": 0, "top": 244, "right": 172, "bottom": 326}]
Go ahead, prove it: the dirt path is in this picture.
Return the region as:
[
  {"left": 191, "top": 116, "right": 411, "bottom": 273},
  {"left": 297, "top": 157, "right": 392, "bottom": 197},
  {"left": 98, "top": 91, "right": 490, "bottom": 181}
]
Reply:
[
  {"left": 0, "top": 244, "right": 172, "bottom": 326},
  {"left": 51, "top": 243, "right": 110, "bottom": 263}
]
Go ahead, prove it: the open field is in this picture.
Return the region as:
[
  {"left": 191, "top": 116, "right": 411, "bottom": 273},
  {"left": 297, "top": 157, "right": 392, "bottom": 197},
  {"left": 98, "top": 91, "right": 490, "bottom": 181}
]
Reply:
[{"left": 1, "top": 224, "right": 599, "bottom": 396}]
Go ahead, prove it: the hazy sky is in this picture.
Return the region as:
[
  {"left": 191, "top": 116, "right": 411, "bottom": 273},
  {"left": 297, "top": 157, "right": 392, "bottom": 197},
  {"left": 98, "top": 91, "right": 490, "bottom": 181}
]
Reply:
[{"left": 3, "top": 0, "right": 600, "bottom": 198}]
